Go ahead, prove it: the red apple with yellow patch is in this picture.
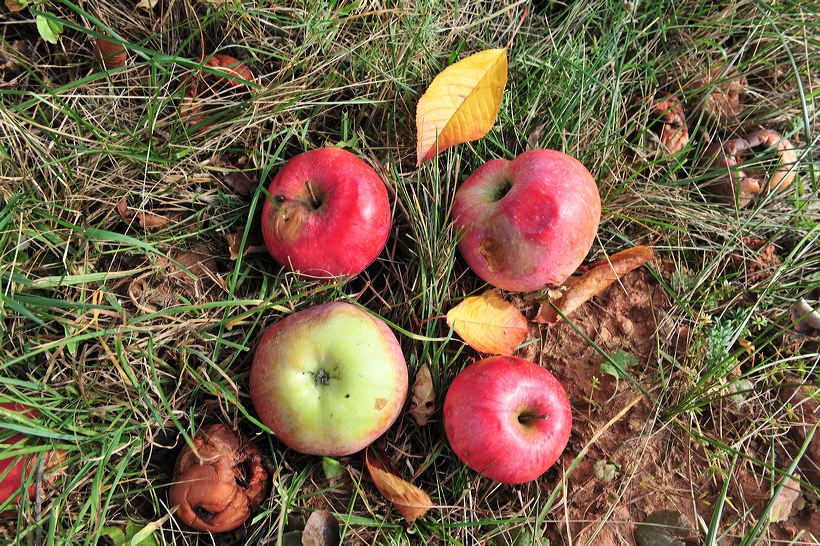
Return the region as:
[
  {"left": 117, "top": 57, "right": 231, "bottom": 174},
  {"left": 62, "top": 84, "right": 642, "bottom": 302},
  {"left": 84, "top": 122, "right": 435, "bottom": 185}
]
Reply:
[
  {"left": 261, "top": 148, "right": 391, "bottom": 279},
  {"left": 453, "top": 149, "right": 601, "bottom": 292}
]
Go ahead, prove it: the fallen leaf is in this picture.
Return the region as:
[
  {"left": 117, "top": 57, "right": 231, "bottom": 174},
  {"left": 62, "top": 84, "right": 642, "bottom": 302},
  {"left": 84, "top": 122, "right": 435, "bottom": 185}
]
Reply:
[
  {"left": 416, "top": 48, "right": 507, "bottom": 165},
  {"left": 166, "top": 246, "right": 220, "bottom": 298},
  {"left": 600, "top": 350, "right": 638, "bottom": 381},
  {"left": 769, "top": 474, "right": 801, "bottom": 523},
  {"left": 225, "top": 228, "right": 267, "bottom": 260},
  {"left": 4, "top": 0, "right": 28, "bottom": 12},
  {"left": 116, "top": 197, "right": 170, "bottom": 229},
  {"left": 408, "top": 364, "right": 435, "bottom": 426},
  {"left": 593, "top": 460, "right": 617, "bottom": 483},
  {"left": 446, "top": 291, "right": 528, "bottom": 355},
  {"left": 535, "top": 246, "right": 654, "bottom": 324},
  {"left": 635, "top": 510, "right": 696, "bottom": 546},
  {"left": 136, "top": 0, "right": 160, "bottom": 10},
  {"left": 321, "top": 457, "right": 344, "bottom": 481},
  {"left": 302, "top": 510, "right": 340, "bottom": 546},
  {"left": 225, "top": 171, "right": 258, "bottom": 196},
  {"left": 100, "top": 519, "right": 160, "bottom": 546},
  {"left": 365, "top": 448, "right": 432, "bottom": 523}
]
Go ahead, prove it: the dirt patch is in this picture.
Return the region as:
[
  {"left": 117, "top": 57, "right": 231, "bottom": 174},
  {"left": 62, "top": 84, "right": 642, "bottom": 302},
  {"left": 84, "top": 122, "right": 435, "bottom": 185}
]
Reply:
[{"left": 518, "top": 268, "right": 712, "bottom": 545}]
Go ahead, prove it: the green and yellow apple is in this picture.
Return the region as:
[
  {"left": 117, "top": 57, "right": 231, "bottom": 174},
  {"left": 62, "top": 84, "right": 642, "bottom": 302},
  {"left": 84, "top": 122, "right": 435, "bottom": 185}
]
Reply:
[{"left": 250, "top": 302, "right": 408, "bottom": 456}]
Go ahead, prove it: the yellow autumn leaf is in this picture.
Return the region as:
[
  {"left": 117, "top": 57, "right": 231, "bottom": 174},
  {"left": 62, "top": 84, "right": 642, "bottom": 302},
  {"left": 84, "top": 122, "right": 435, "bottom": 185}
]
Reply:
[
  {"left": 446, "top": 291, "right": 528, "bottom": 355},
  {"left": 416, "top": 48, "right": 507, "bottom": 165}
]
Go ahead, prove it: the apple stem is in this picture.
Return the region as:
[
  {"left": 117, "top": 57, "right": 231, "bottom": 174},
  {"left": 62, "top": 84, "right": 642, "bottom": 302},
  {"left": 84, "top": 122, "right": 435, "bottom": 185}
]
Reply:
[
  {"left": 518, "top": 413, "right": 549, "bottom": 424},
  {"left": 305, "top": 181, "right": 321, "bottom": 209}
]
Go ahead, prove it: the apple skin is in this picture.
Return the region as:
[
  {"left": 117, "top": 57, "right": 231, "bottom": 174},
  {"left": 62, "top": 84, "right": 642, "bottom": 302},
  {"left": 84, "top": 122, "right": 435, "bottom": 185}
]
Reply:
[
  {"left": 250, "top": 302, "right": 408, "bottom": 456},
  {"left": 443, "top": 356, "right": 572, "bottom": 484},
  {"left": 453, "top": 149, "right": 601, "bottom": 292},
  {"left": 261, "top": 148, "right": 391, "bottom": 278},
  {"left": 0, "top": 403, "right": 39, "bottom": 506}
]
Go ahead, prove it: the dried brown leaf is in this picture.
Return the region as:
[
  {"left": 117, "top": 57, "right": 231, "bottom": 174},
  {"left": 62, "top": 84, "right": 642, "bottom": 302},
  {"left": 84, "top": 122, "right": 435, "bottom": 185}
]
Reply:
[
  {"left": 136, "top": 0, "right": 159, "bottom": 10},
  {"left": 5, "top": 0, "right": 27, "bottom": 12},
  {"left": 301, "top": 510, "right": 340, "bottom": 546},
  {"left": 535, "top": 246, "right": 654, "bottom": 324},
  {"left": 445, "top": 291, "right": 528, "bottom": 355},
  {"left": 408, "top": 364, "right": 434, "bottom": 426},
  {"left": 225, "top": 228, "right": 267, "bottom": 260},
  {"left": 115, "top": 197, "right": 169, "bottom": 229},
  {"left": 365, "top": 448, "right": 432, "bottom": 523},
  {"left": 225, "top": 171, "right": 257, "bottom": 196}
]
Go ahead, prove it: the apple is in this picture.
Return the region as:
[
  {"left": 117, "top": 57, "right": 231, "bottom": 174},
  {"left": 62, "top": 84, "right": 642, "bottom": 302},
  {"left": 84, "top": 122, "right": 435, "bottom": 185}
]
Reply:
[
  {"left": 443, "top": 356, "right": 572, "bottom": 484},
  {"left": 0, "top": 403, "right": 37, "bottom": 507},
  {"left": 453, "top": 149, "right": 601, "bottom": 292},
  {"left": 250, "top": 302, "right": 408, "bottom": 456},
  {"left": 169, "top": 424, "right": 268, "bottom": 533},
  {"left": 0, "top": 403, "right": 62, "bottom": 507},
  {"left": 261, "top": 148, "right": 391, "bottom": 278}
]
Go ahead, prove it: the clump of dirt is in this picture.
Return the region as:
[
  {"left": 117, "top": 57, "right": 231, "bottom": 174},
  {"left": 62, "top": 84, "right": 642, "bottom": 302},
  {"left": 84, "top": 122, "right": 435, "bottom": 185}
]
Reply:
[{"left": 730, "top": 237, "right": 782, "bottom": 284}]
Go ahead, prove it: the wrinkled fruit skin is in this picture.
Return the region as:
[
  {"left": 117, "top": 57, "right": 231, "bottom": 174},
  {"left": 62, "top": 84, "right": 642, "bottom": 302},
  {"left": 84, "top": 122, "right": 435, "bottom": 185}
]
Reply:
[
  {"left": 250, "top": 302, "right": 408, "bottom": 456},
  {"left": 702, "top": 129, "right": 796, "bottom": 207},
  {"left": 453, "top": 149, "right": 601, "bottom": 292},
  {"left": 183, "top": 54, "right": 254, "bottom": 130},
  {"left": 649, "top": 96, "right": 689, "bottom": 154},
  {"left": 0, "top": 403, "right": 62, "bottom": 508},
  {"left": 169, "top": 424, "right": 268, "bottom": 533},
  {"left": 443, "top": 356, "right": 572, "bottom": 484},
  {"left": 261, "top": 148, "right": 391, "bottom": 278},
  {"left": 696, "top": 65, "right": 747, "bottom": 122}
]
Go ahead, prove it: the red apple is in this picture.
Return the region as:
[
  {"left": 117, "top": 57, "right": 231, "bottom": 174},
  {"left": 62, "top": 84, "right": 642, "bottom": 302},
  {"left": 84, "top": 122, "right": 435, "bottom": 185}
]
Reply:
[
  {"left": 443, "top": 356, "right": 572, "bottom": 484},
  {"left": 261, "top": 148, "right": 391, "bottom": 278},
  {"left": 453, "top": 149, "right": 601, "bottom": 292},
  {"left": 0, "top": 403, "right": 36, "bottom": 506},
  {"left": 250, "top": 302, "right": 408, "bottom": 456},
  {"left": 0, "top": 403, "right": 55, "bottom": 507}
]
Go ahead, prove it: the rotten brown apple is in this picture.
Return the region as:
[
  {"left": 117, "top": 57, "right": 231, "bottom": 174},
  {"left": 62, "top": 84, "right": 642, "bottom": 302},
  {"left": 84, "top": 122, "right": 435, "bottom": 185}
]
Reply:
[
  {"left": 701, "top": 129, "right": 797, "bottom": 207},
  {"left": 169, "top": 424, "right": 268, "bottom": 533}
]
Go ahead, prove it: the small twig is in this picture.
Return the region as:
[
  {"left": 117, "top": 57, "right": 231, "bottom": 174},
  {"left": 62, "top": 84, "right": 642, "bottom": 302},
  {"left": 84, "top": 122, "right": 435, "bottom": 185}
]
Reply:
[
  {"left": 418, "top": 314, "right": 446, "bottom": 328},
  {"left": 505, "top": 4, "right": 529, "bottom": 49}
]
